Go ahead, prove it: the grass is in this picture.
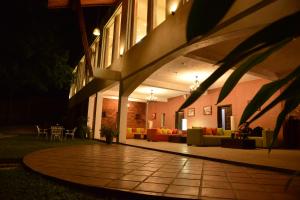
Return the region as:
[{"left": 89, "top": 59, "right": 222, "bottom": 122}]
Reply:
[
  {"left": 0, "top": 134, "right": 110, "bottom": 200},
  {"left": 0, "top": 166, "right": 107, "bottom": 200},
  {"left": 0, "top": 134, "right": 98, "bottom": 161}
]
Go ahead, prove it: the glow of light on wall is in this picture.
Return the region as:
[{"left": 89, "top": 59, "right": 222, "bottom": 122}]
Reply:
[
  {"left": 179, "top": 72, "right": 211, "bottom": 84},
  {"left": 170, "top": 4, "right": 178, "bottom": 15},
  {"left": 182, "top": 118, "right": 187, "bottom": 131},
  {"left": 119, "top": 46, "right": 124, "bottom": 56}
]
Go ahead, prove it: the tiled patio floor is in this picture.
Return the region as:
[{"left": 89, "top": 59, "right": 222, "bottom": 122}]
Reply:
[
  {"left": 24, "top": 144, "right": 300, "bottom": 199},
  {"left": 126, "top": 139, "right": 300, "bottom": 172}
]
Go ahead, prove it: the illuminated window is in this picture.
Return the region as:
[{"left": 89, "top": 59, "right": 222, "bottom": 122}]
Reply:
[
  {"left": 104, "top": 20, "right": 114, "bottom": 68},
  {"left": 153, "top": 0, "right": 166, "bottom": 28},
  {"left": 133, "top": 0, "right": 148, "bottom": 44}
]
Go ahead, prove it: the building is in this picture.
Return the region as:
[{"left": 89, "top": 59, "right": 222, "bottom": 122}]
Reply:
[{"left": 66, "top": 0, "right": 300, "bottom": 145}]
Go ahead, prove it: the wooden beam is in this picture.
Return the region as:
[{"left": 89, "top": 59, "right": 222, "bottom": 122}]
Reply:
[
  {"left": 72, "top": 0, "right": 94, "bottom": 77},
  {"left": 48, "top": 0, "right": 115, "bottom": 9}
]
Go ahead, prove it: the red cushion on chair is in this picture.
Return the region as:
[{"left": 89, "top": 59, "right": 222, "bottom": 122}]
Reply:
[
  {"left": 172, "top": 129, "right": 178, "bottom": 134},
  {"left": 132, "top": 128, "right": 137, "bottom": 133},
  {"left": 202, "top": 127, "right": 207, "bottom": 135}
]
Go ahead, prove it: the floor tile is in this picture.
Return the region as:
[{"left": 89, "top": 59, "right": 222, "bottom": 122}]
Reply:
[
  {"left": 203, "top": 170, "right": 226, "bottom": 176},
  {"left": 177, "top": 173, "right": 202, "bottom": 179},
  {"left": 107, "top": 180, "right": 140, "bottom": 190},
  {"left": 135, "top": 182, "right": 168, "bottom": 193},
  {"left": 203, "top": 175, "right": 227, "bottom": 182},
  {"left": 166, "top": 185, "right": 199, "bottom": 196},
  {"left": 163, "top": 193, "right": 198, "bottom": 199},
  {"left": 181, "top": 169, "right": 202, "bottom": 175},
  {"left": 145, "top": 176, "right": 174, "bottom": 184},
  {"left": 202, "top": 180, "right": 231, "bottom": 189},
  {"left": 231, "top": 183, "right": 265, "bottom": 191},
  {"left": 235, "top": 190, "right": 273, "bottom": 200},
  {"left": 201, "top": 188, "right": 235, "bottom": 199},
  {"left": 120, "top": 174, "right": 147, "bottom": 182},
  {"left": 172, "top": 178, "right": 201, "bottom": 186},
  {"left": 129, "top": 170, "right": 153, "bottom": 176},
  {"left": 152, "top": 171, "right": 178, "bottom": 178}
]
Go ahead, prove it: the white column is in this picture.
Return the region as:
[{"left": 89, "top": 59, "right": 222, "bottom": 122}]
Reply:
[
  {"left": 87, "top": 95, "right": 96, "bottom": 131},
  {"left": 94, "top": 92, "right": 103, "bottom": 139},
  {"left": 118, "top": 95, "right": 128, "bottom": 143}
]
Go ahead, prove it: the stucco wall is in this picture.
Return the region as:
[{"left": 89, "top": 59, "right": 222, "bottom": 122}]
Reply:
[{"left": 147, "top": 79, "right": 282, "bottom": 130}]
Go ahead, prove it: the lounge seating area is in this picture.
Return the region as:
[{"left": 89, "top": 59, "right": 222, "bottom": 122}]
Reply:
[
  {"left": 126, "top": 128, "right": 146, "bottom": 139},
  {"left": 147, "top": 128, "right": 187, "bottom": 142},
  {"left": 187, "top": 127, "right": 275, "bottom": 148}
]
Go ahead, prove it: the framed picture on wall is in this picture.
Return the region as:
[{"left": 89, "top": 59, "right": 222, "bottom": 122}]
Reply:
[
  {"left": 151, "top": 113, "right": 156, "bottom": 120},
  {"left": 187, "top": 108, "right": 195, "bottom": 117},
  {"left": 203, "top": 105, "right": 212, "bottom": 115}
]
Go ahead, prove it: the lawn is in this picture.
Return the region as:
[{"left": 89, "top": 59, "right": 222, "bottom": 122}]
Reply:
[
  {"left": 0, "top": 135, "right": 110, "bottom": 200},
  {"left": 0, "top": 135, "right": 99, "bottom": 161}
]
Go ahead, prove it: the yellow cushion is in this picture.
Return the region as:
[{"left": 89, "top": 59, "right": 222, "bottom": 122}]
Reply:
[
  {"left": 127, "top": 128, "right": 132, "bottom": 134},
  {"left": 136, "top": 128, "right": 141, "bottom": 133},
  {"left": 161, "top": 129, "right": 168, "bottom": 134}
]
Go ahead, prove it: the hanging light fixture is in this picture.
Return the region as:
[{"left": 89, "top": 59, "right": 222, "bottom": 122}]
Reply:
[
  {"left": 190, "top": 75, "right": 200, "bottom": 93},
  {"left": 93, "top": 27, "right": 100, "bottom": 36},
  {"left": 146, "top": 89, "right": 158, "bottom": 102},
  {"left": 93, "top": 7, "right": 101, "bottom": 36}
]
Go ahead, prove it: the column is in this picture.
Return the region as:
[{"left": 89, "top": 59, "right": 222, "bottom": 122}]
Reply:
[{"left": 94, "top": 92, "right": 103, "bottom": 139}]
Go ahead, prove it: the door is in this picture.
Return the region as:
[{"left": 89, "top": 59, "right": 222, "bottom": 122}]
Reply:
[
  {"left": 175, "top": 111, "right": 184, "bottom": 130},
  {"left": 217, "top": 105, "right": 232, "bottom": 130}
]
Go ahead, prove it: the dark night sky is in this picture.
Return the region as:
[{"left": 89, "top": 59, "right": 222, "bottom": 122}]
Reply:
[{"left": 0, "top": 0, "right": 111, "bottom": 96}]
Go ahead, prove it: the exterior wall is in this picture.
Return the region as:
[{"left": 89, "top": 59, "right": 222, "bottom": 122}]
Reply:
[
  {"left": 101, "top": 98, "right": 146, "bottom": 129},
  {"left": 148, "top": 79, "right": 282, "bottom": 130}
]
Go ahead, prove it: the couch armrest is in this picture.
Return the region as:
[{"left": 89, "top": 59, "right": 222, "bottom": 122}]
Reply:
[
  {"left": 262, "top": 129, "right": 278, "bottom": 148},
  {"left": 187, "top": 128, "right": 204, "bottom": 146}
]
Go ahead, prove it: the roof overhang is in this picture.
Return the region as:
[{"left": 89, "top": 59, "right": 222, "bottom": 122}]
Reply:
[{"left": 48, "top": 0, "right": 115, "bottom": 9}]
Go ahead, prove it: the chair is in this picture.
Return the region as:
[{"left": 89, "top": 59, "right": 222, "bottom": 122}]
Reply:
[
  {"left": 36, "top": 125, "right": 48, "bottom": 138},
  {"left": 65, "top": 127, "right": 77, "bottom": 139},
  {"left": 50, "top": 126, "right": 63, "bottom": 141}
]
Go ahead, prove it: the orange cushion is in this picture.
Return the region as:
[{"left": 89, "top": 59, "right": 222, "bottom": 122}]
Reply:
[
  {"left": 157, "top": 128, "right": 162, "bottom": 134},
  {"left": 206, "top": 128, "right": 212, "bottom": 135},
  {"left": 167, "top": 129, "right": 172, "bottom": 134},
  {"left": 132, "top": 128, "right": 136, "bottom": 132},
  {"left": 212, "top": 128, "right": 217, "bottom": 135},
  {"left": 172, "top": 129, "right": 178, "bottom": 134}
]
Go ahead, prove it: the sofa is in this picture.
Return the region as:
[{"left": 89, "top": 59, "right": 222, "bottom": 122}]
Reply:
[
  {"left": 187, "top": 127, "right": 275, "bottom": 148},
  {"left": 147, "top": 128, "right": 186, "bottom": 142},
  {"left": 126, "top": 128, "right": 146, "bottom": 139}
]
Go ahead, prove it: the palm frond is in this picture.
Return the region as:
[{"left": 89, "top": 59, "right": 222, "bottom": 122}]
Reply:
[
  {"left": 240, "top": 65, "right": 300, "bottom": 125},
  {"left": 179, "top": 12, "right": 300, "bottom": 111},
  {"left": 217, "top": 39, "right": 291, "bottom": 103},
  {"left": 269, "top": 96, "right": 300, "bottom": 153},
  {"left": 248, "top": 76, "right": 300, "bottom": 124}
]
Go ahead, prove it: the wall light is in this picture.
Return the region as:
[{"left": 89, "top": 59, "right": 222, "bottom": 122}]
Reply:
[
  {"left": 119, "top": 46, "right": 124, "bottom": 56},
  {"left": 182, "top": 118, "right": 187, "bottom": 131},
  {"left": 170, "top": 4, "right": 177, "bottom": 15},
  {"left": 93, "top": 27, "right": 101, "bottom": 36}
]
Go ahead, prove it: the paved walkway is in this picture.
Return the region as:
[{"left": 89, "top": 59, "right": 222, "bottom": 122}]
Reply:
[
  {"left": 24, "top": 144, "right": 300, "bottom": 199},
  {"left": 126, "top": 139, "right": 300, "bottom": 172}
]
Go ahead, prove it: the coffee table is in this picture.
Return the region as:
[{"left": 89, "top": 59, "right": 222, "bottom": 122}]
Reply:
[{"left": 221, "top": 138, "right": 256, "bottom": 149}]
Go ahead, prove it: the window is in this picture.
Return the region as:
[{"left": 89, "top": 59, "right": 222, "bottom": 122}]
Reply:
[
  {"left": 133, "top": 0, "right": 148, "bottom": 44},
  {"left": 153, "top": 0, "right": 166, "bottom": 28},
  {"left": 101, "top": 5, "right": 122, "bottom": 68},
  {"left": 104, "top": 20, "right": 114, "bottom": 68}
]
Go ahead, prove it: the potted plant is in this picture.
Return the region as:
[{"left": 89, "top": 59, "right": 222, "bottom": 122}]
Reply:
[{"left": 100, "top": 126, "right": 116, "bottom": 144}]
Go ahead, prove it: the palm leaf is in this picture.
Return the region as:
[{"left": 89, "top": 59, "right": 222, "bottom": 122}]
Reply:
[
  {"left": 187, "top": 0, "right": 235, "bottom": 41},
  {"left": 248, "top": 77, "right": 300, "bottom": 124},
  {"left": 217, "top": 39, "right": 291, "bottom": 104},
  {"left": 179, "top": 12, "right": 300, "bottom": 111},
  {"left": 240, "top": 65, "right": 300, "bottom": 124},
  {"left": 269, "top": 96, "right": 300, "bottom": 152}
]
